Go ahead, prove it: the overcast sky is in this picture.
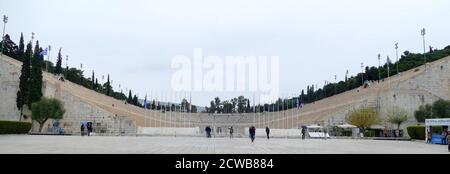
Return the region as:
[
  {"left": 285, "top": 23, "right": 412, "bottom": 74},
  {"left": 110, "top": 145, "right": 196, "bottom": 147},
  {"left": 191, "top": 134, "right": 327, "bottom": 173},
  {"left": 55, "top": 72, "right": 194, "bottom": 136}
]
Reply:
[{"left": 1, "top": 0, "right": 450, "bottom": 106}]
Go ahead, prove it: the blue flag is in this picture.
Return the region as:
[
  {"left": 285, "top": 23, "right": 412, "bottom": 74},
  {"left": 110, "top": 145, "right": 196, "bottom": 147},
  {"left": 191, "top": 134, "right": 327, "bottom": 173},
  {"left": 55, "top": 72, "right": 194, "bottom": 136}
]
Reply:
[
  {"left": 40, "top": 48, "right": 48, "bottom": 56},
  {"left": 144, "top": 95, "right": 148, "bottom": 109},
  {"left": 296, "top": 96, "right": 303, "bottom": 110}
]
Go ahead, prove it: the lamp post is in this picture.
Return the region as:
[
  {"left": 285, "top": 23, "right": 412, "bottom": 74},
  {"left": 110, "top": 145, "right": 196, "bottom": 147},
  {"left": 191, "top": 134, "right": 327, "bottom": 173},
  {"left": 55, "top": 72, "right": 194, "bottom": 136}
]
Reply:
[
  {"left": 1, "top": 15, "right": 8, "bottom": 56},
  {"left": 65, "top": 55, "right": 68, "bottom": 77},
  {"left": 361, "top": 62, "right": 364, "bottom": 86},
  {"left": 395, "top": 43, "right": 399, "bottom": 74},
  {"left": 421, "top": 28, "right": 426, "bottom": 70},
  {"left": 334, "top": 75, "right": 337, "bottom": 94},
  {"left": 46, "top": 45, "right": 51, "bottom": 72},
  {"left": 377, "top": 54, "right": 381, "bottom": 82}
]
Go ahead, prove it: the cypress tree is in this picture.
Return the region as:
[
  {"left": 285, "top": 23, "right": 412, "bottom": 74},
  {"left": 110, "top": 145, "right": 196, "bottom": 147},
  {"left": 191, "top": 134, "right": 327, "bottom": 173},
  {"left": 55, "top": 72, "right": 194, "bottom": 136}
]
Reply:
[
  {"left": 17, "top": 33, "right": 25, "bottom": 61},
  {"left": 91, "top": 71, "right": 95, "bottom": 89},
  {"left": 29, "top": 41, "right": 43, "bottom": 107},
  {"left": 127, "top": 90, "right": 132, "bottom": 103},
  {"left": 132, "top": 95, "right": 138, "bottom": 106},
  {"left": 95, "top": 78, "right": 98, "bottom": 91},
  {"left": 246, "top": 99, "right": 250, "bottom": 113},
  {"left": 54, "top": 48, "right": 63, "bottom": 75},
  {"left": 106, "top": 74, "right": 111, "bottom": 96},
  {"left": 16, "top": 42, "right": 32, "bottom": 119}
]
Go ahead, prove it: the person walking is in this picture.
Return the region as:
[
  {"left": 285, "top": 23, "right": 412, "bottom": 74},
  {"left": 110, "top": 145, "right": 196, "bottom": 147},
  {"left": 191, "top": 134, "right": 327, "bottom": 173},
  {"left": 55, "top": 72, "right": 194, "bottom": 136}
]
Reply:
[
  {"left": 447, "top": 130, "right": 450, "bottom": 152},
  {"left": 205, "top": 126, "right": 211, "bottom": 138},
  {"left": 249, "top": 126, "right": 256, "bottom": 143},
  {"left": 80, "top": 124, "right": 85, "bottom": 136},
  {"left": 229, "top": 126, "right": 234, "bottom": 139},
  {"left": 427, "top": 127, "right": 432, "bottom": 144},
  {"left": 301, "top": 127, "right": 306, "bottom": 140},
  {"left": 442, "top": 129, "right": 448, "bottom": 145},
  {"left": 87, "top": 122, "right": 93, "bottom": 136},
  {"left": 323, "top": 127, "right": 328, "bottom": 140},
  {"left": 265, "top": 126, "right": 270, "bottom": 140}
]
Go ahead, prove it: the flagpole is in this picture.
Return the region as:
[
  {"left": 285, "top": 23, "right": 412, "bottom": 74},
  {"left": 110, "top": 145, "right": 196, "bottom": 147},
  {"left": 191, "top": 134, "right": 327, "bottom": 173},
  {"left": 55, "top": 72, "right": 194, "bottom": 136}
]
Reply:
[
  {"left": 176, "top": 91, "right": 179, "bottom": 128},
  {"left": 292, "top": 93, "right": 297, "bottom": 129},
  {"left": 273, "top": 99, "right": 276, "bottom": 129},
  {"left": 180, "top": 91, "right": 183, "bottom": 128},
  {"left": 284, "top": 94, "right": 286, "bottom": 130},
  {"left": 159, "top": 91, "right": 161, "bottom": 128},
  {"left": 272, "top": 99, "right": 275, "bottom": 129},
  {"left": 258, "top": 94, "right": 261, "bottom": 128},
  {"left": 284, "top": 94, "right": 287, "bottom": 138},
  {"left": 178, "top": 91, "right": 181, "bottom": 128},
  {"left": 278, "top": 97, "right": 280, "bottom": 129},
  {"left": 183, "top": 91, "right": 188, "bottom": 127},
  {"left": 189, "top": 92, "right": 192, "bottom": 128},
  {"left": 289, "top": 94, "right": 292, "bottom": 129},
  {"left": 150, "top": 91, "right": 153, "bottom": 127},
  {"left": 173, "top": 91, "right": 176, "bottom": 128},
  {"left": 145, "top": 93, "right": 147, "bottom": 128},
  {"left": 297, "top": 95, "right": 301, "bottom": 129},
  {"left": 165, "top": 91, "right": 167, "bottom": 128}
]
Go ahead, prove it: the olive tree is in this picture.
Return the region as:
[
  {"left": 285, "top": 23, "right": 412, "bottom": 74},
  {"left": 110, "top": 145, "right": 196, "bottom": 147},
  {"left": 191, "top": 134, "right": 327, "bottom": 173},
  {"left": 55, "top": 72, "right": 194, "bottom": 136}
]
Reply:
[
  {"left": 386, "top": 106, "right": 409, "bottom": 136},
  {"left": 346, "top": 108, "right": 380, "bottom": 132},
  {"left": 31, "top": 97, "right": 65, "bottom": 132}
]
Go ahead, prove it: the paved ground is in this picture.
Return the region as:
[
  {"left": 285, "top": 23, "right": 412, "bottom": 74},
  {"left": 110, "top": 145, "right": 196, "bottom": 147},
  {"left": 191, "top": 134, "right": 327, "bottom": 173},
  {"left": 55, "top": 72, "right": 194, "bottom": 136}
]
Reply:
[{"left": 0, "top": 135, "right": 447, "bottom": 154}]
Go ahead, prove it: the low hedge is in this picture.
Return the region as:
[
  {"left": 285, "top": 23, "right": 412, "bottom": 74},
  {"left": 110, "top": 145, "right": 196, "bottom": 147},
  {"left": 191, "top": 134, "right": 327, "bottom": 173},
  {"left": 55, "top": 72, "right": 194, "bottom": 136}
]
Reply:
[
  {"left": 0, "top": 120, "right": 32, "bottom": 134},
  {"left": 364, "top": 130, "right": 376, "bottom": 137},
  {"left": 407, "top": 126, "right": 425, "bottom": 140},
  {"left": 407, "top": 125, "right": 444, "bottom": 140}
]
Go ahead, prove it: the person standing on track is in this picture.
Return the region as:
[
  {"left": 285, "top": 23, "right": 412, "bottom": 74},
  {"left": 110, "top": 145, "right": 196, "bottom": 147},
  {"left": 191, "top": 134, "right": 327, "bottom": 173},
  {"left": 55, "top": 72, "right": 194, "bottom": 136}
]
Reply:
[{"left": 229, "top": 126, "right": 234, "bottom": 139}]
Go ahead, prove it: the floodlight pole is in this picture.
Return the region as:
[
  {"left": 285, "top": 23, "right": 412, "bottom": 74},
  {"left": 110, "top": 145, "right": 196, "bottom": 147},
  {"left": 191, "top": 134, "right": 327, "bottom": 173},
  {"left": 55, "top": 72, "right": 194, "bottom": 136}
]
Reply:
[
  {"left": 1, "top": 15, "right": 8, "bottom": 56},
  {"left": 421, "top": 28, "right": 426, "bottom": 71}
]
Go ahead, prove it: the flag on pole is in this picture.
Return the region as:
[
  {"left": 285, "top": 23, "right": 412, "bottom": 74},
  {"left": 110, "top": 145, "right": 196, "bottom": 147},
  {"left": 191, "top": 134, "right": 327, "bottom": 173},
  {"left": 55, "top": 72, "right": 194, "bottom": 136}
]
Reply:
[
  {"left": 144, "top": 94, "right": 148, "bottom": 109},
  {"left": 189, "top": 93, "right": 192, "bottom": 113},
  {"left": 297, "top": 97, "right": 302, "bottom": 109},
  {"left": 39, "top": 48, "right": 48, "bottom": 56}
]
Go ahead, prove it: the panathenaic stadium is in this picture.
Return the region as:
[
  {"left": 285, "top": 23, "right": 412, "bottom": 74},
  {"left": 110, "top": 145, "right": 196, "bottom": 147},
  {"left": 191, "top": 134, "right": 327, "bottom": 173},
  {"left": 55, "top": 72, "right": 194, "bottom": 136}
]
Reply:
[{"left": 1, "top": 54, "right": 449, "bottom": 137}]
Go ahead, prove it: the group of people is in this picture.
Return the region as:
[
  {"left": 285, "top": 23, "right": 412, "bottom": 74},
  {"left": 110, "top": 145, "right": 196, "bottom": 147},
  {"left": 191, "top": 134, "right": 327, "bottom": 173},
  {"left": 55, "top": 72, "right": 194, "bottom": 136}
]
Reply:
[
  {"left": 425, "top": 127, "right": 449, "bottom": 152},
  {"left": 80, "top": 122, "right": 93, "bottom": 136},
  {"left": 204, "top": 126, "right": 235, "bottom": 138},
  {"left": 205, "top": 126, "right": 312, "bottom": 143}
]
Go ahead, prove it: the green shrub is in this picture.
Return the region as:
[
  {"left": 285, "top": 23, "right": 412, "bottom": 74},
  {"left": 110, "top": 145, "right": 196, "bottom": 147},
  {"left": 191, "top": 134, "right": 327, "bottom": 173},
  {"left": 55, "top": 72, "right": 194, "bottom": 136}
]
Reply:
[
  {"left": 364, "top": 130, "right": 375, "bottom": 137},
  {"left": 0, "top": 120, "right": 32, "bottom": 134},
  {"left": 407, "top": 126, "right": 424, "bottom": 139},
  {"left": 407, "top": 125, "right": 444, "bottom": 140}
]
